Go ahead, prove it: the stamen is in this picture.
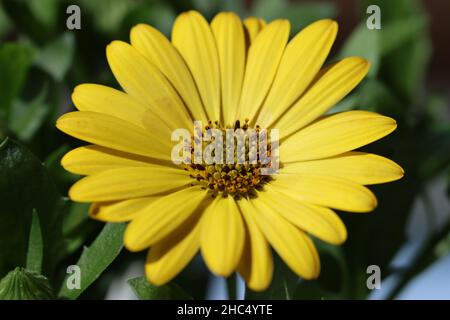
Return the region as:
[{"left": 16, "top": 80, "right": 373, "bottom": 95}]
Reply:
[{"left": 183, "top": 119, "right": 272, "bottom": 199}]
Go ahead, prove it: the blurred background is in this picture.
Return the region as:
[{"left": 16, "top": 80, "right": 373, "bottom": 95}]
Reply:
[{"left": 0, "top": 0, "right": 449, "bottom": 300}]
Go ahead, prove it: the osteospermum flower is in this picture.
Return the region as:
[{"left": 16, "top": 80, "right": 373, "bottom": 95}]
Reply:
[{"left": 56, "top": 11, "right": 404, "bottom": 291}]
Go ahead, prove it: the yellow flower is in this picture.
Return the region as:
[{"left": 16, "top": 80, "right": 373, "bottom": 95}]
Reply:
[{"left": 56, "top": 11, "right": 404, "bottom": 291}]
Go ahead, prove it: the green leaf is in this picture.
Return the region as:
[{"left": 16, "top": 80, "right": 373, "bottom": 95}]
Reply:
[
  {"left": 128, "top": 276, "right": 192, "bottom": 300},
  {"left": 384, "top": 33, "right": 431, "bottom": 101},
  {"left": 366, "top": 0, "right": 431, "bottom": 101},
  {"left": 330, "top": 78, "right": 402, "bottom": 115},
  {"left": 0, "top": 267, "right": 53, "bottom": 300},
  {"left": 27, "top": 0, "right": 58, "bottom": 31},
  {"left": 44, "top": 144, "right": 79, "bottom": 186},
  {"left": 123, "top": 3, "right": 176, "bottom": 37},
  {"left": 338, "top": 23, "right": 380, "bottom": 78},
  {"left": 191, "top": 0, "right": 222, "bottom": 18},
  {"left": 58, "top": 222, "right": 126, "bottom": 300},
  {"left": 252, "top": 0, "right": 286, "bottom": 21},
  {"left": 34, "top": 33, "right": 75, "bottom": 81},
  {"left": 251, "top": 0, "right": 336, "bottom": 33},
  {"left": 380, "top": 16, "right": 427, "bottom": 56},
  {"left": 2, "top": 0, "right": 58, "bottom": 44},
  {"left": 0, "top": 43, "right": 34, "bottom": 119},
  {"left": 0, "top": 138, "right": 63, "bottom": 279},
  {"left": 62, "top": 201, "right": 98, "bottom": 257},
  {"left": 26, "top": 209, "right": 43, "bottom": 274},
  {"left": 282, "top": 2, "right": 336, "bottom": 33},
  {"left": 9, "top": 87, "right": 49, "bottom": 141},
  {"left": 0, "top": 3, "right": 12, "bottom": 38},
  {"left": 80, "top": 0, "right": 138, "bottom": 35}
]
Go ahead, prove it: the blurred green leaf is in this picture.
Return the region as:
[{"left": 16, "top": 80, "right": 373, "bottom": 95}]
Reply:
[
  {"left": 0, "top": 43, "right": 34, "bottom": 119},
  {"left": 330, "top": 78, "right": 400, "bottom": 115},
  {"left": 26, "top": 209, "right": 44, "bottom": 274},
  {"left": 45, "top": 144, "right": 79, "bottom": 186},
  {"left": 364, "top": 0, "right": 423, "bottom": 20},
  {"left": 28, "top": 0, "right": 58, "bottom": 31},
  {"left": 0, "top": 138, "right": 63, "bottom": 279},
  {"left": 9, "top": 88, "right": 50, "bottom": 141},
  {"left": 58, "top": 222, "right": 126, "bottom": 299},
  {"left": 128, "top": 276, "right": 192, "bottom": 300},
  {"left": 0, "top": 267, "right": 53, "bottom": 300},
  {"left": 283, "top": 2, "right": 336, "bottom": 32},
  {"left": 252, "top": 0, "right": 336, "bottom": 32},
  {"left": 252, "top": 0, "right": 291, "bottom": 21},
  {"left": 63, "top": 202, "right": 91, "bottom": 237},
  {"left": 380, "top": 16, "right": 427, "bottom": 56},
  {"left": 191, "top": 0, "right": 221, "bottom": 18},
  {"left": 418, "top": 124, "right": 450, "bottom": 179},
  {"left": 123, "top": 3, "right": 176, "bottom": 37},
  {"left": 80, "top": 0, "right": 138, "bottom": 35},
  {"left": 339, "top": 23, "right": 380, "bottom": 78},
  {"left": 0, "top": 3, "right": 12, "bottom": 38},
  {"left": 368, "top": 0, "right": 431, "bottom": 101},
  {"left": 62, "top": 201, "right": 98, "bottom": 257},
  {"left": 34, "top": 33, "right": 75, "bottom": 81},
  {"left": 2, "top": 0, "right": 59, "bottom": 44}
]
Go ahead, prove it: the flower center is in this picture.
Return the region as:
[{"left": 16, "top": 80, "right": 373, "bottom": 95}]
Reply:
[{"left": 183, "top": 120, "right": 273, "bottom": 198}]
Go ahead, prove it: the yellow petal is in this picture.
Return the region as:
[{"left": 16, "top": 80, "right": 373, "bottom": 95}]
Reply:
[
  {"left": 69, "top": 167, "right": 191, "bottom": 202},
  {"left": 257, "top": 19, "right": 338, "bottom": 128},
  {"left": 243, "top": 17, "right": 266, "bottom": 44},
  {"left": 172, "top": 11, "right": 220, "bottom": 122},
  {"left": 282, "top": 151, "right": 404, "bottom": 185},
  {"left": 249, "top": 198, "right": 320, "bottom": 279},
  {"left": 56, "top": 111, "right": 171, "bottom": 161},
  {"left": 237, "top": 199, "right": 273, "bottom": 291},
  {"left": 145, "top": 216, "right": 201, "bottom": 285},
  {"left": 130, "top": 24, "right": 207, "bottom": 122},
  {"left": 238, "top": 19, "right": 290, "bottom": 122},
  {"left": 72, "top": 84, "right": 149, "bottom": 129},
  {"left": 274, "top": 57, "right": 370, "bottom": 138},
  {"left": 61, "top": 145, "right": 158, "bottom": 176},
  {"left": 211, "top": 12, "right": 246, "bottom": 126},
  {"left": 89, "top": 197, "right": 158, "bottom": 222},
  {"left": 201, "top": 196, "right": 245, "bottom": 277},
  {"left": 281, "top": 110, "right": 397, "bottom": 162},
  {"left": 124, "top": 187, "right": 208, "bottom": 251},
  {"left": 271, "top": 174, "right": 378, "bottom": 213},
  {"left": 258, "top": 186, "right": 347, "bottom": 245},
  {"left": 106, "top": 40, "right": 191, "bottom": 129}
]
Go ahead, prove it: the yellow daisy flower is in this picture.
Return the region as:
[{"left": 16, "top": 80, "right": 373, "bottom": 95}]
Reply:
[{"left": 56, "top": 11, "right": 404, "bottom": 291}]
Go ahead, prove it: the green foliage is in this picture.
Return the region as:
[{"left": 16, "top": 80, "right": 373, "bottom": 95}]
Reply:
[
  {"left": 26, "top": 210, "right": 44, "bottom": 274},
  {"left": 34, "top": 33, "right": 75, "bottom": 81},
  {"left": 9, "top": 89, "right": 50, "bottom": 142},
  {"left": 0, "top": 267, "right": 54, "bottom": 300},
  {"left": 338, "top": 23, "right": 380, "bottom": 78},
  {"left": 0, "top": 138, "right": 63, "bottom": 279},
  {"left": 0, "top": 0, "right": 448, "bottom": 301},
  {"left": 128, "top": 276, "right": 192, "bottom": 300},
  {"left": 0, "top": 44, "right": 34, "bottom": 121},
  {"left": 58, "top": 223, "right": 126, "bottom": 300},
  {"left": 252, "top": 0, "right": 336, "bottom": 33}
]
